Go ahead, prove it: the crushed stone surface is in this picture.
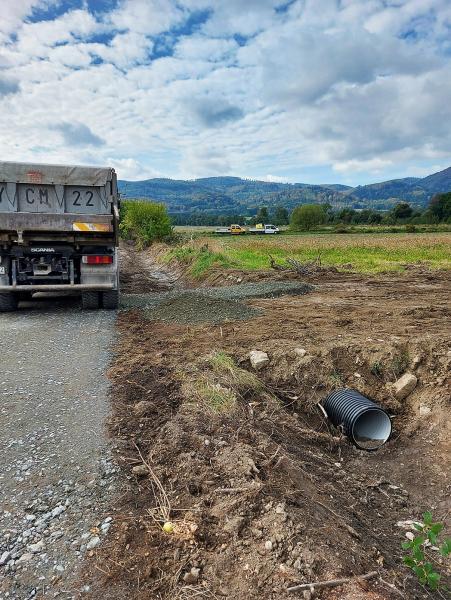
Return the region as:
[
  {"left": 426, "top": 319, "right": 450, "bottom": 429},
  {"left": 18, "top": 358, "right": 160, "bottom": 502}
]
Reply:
[
  {"left": 121, "top": 281, "right": 313, "bottom": 324},
  {"left": 0, "top": 296, "right": 117, "bottom": 600}
]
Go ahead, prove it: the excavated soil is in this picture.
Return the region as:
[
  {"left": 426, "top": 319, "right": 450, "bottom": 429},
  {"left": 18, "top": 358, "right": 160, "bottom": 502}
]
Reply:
[{"left": 80, "top": 248, "right": 450, "bottom": 600}]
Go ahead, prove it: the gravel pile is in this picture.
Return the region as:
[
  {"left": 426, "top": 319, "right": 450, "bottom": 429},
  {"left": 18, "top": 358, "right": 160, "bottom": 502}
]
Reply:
[
  {"left": 122, "top": 281, "right": 313, "bottom": 324},
  {"left": 144, "top": 292, "right": 260, "bottom": 324}
]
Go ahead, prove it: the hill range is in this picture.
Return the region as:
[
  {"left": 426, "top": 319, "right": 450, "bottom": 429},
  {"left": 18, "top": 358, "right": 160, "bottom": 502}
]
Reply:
[{"left": 119, "top": 166, "right": 451, "bottom": 215}]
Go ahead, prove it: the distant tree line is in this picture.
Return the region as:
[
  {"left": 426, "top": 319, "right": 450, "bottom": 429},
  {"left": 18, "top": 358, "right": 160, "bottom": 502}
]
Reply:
[
  {"left": 137, "top": 191, "right": 451, "bottom": 229},
  {"left": 289, "top": 194, "right": 450, "bottom": 230},
  {"left": 169, "top": 205, "right": 290, "bottom": 226}
]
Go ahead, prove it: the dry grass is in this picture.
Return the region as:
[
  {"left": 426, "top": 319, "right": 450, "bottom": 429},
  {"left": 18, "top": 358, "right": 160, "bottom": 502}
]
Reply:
[{"left": 180, "top": 352, "right": 264, "bottom": 414}]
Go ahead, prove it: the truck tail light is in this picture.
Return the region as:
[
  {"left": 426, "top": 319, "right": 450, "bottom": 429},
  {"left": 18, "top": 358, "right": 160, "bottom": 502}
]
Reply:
[{"left": 82, "top": 255, "right": 113, "bottom": 265}]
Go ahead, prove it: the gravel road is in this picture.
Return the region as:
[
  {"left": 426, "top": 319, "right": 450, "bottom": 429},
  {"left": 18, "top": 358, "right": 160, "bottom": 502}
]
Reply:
[{"left": 0, "top": 295, "right": 117, "bottom": 600}]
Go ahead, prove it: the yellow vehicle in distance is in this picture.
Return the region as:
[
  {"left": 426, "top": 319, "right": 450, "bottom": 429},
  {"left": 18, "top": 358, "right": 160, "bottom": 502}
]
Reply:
[{"left": 214, "top": 224, "right": 246, "bottom": 235}]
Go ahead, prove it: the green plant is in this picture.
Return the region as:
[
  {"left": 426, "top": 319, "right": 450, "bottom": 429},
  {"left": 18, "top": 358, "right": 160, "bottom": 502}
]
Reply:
[
  {"left": 391, "top": 348, "right": 410, "bottom": 378},
  {"left": 120, "top": 199, "right": 173, "bottom": 248},
  {"left": 370, "top": 361, "right": 383, "bottom": 377},
  {"left": 290, "top": 204, "right": 327, "bottom": 231},
  {"left": 401, "top": 511, "right": 450, "bottom": 590}
]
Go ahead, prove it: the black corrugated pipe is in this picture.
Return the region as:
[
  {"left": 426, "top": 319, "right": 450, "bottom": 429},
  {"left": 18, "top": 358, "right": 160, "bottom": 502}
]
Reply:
[{"left": 322, "top": 388, "right": 392, "bottom": 450}]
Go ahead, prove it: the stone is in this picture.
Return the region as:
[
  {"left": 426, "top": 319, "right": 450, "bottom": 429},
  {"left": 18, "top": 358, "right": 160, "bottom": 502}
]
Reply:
[
  {"left": 419, "top": 404, "right": 431, "bottom": 417},
  {"left": 294, "top": 348, "right": 307, "bottom": 358},
  {"left": 393, "top": 373, "right": 417, "bottom": 399},
  {"left": 86, "top": 536, "right": 100, "bottom": 550},
  {"left": 27, "top": 540, "right": 45, "bottom": 553},
  {"left": 183, "top": 567, "right": 200, "bottom": 584},
  {"left": 223, "top": 516, "right": 244, "bottom": 534},
  {"left": 412, "top": 355, "right": 423, "bottom": 369},
  {"left": 264, "top": 540, "right": 273, "bottom": 551},
  {"left": 249, "top": 350, "right": 270, "bottom": 371},
  {"left": 132, "top": 464, "right": 148, "bottom": 477},
  {"left": 0, "top": 551, "right": 11, "bottom": 566},
  {"left": 133, "top": 401, "right": 154, "bottom": 417},
  {"left": 51, "top": 505, "right": 65, "bottom": 518},
  {"left": 17, "top": 553, "right": 33, "bottom": 563}
]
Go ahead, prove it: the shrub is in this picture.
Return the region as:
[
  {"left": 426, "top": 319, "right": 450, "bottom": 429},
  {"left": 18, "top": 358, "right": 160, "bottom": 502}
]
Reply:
[{"left": 120, "top": 200, "right": 172, "bottom": 248}]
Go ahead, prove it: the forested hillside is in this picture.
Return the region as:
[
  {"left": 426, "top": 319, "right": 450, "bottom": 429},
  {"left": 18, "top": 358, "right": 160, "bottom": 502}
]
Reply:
[{"left": 119, "top": 166, "right": 451, "bottom": 214}]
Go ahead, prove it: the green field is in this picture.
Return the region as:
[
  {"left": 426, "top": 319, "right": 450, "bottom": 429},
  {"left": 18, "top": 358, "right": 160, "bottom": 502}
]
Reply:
[{"left": 165, "top": 231, "right": 451, "bottom": 277}]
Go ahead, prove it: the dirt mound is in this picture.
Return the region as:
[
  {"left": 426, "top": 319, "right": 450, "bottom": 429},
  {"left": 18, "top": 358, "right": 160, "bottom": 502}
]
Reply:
[{"left": 79, "top": 260, "right": 450, "bottom": 600}]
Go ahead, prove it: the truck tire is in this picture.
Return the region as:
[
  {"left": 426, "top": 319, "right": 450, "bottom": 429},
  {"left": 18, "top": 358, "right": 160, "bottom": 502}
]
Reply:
[
  {"left": 0, "top": 293, "right": 18, "bottom": 312},
  {"left": 101, "top": 290, "right": 119, "bottom": 309},
  {"left": 81, "top": 291, "right": 100, "bottom": 310}
]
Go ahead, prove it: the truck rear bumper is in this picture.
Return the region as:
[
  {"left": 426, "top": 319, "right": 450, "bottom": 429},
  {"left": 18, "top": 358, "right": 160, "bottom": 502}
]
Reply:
[{"left": 0, "top": 284, "right": 115, "bottom": 292}]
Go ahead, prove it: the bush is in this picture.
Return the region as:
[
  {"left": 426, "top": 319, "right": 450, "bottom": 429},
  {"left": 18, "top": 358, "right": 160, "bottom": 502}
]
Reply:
[
  {"left": 290, "top": 204, "right": 327, "bottom": 231},
  {"left": 120, "top": 200, "right": 172, "bottom": 248}
]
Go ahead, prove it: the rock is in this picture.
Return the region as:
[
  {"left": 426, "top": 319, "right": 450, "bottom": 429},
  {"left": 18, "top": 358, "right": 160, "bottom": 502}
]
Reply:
[
  {"left": 133, "top": 401, "right": 154, "bottom": 417},
  {"left": 51, "top": 505, "right": 65, "bottom": 518},
  {"left": 275, "top": 503, "right": 286, "bottom": 515},
  {"left": 0, "top": 551, "right": 11, "bottom": 566},
  {"left": 393, "top": 373, "right": 417, "bottom": 399},
  {"left": 264, "top": 540, "right": 273, "bottom": 551},
  {"left": 294, "top": 348, "right": 307, "bottom": 358},
  {"left": 132, "top": 464, "right": 149, "bottom": 477},
  {"left": 419, "top": 404, "right": 431, "bottom": 417},
  {"left": 223, "top": 516, "right": 244, "bottom": 534},
  {"left": 249, "top": 350, "right": 270, "bottom": 371},
  {"left": 86, "top": 536, "right": 100, "bottom": 550},
  {"left": 412, "top": 355, "right": 423, "bottom": 369},
  {"left": 17, "top": 552, "right": 33, "bottom": 563},
  {"left": 27, "top": 540, "right": 45, "bottom": 553},
  {"left": 183, "top": 567, "right": 200, "bottom": 584}
]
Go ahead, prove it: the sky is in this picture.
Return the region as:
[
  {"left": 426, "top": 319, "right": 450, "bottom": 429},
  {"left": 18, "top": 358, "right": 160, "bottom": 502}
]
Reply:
[{"left": 0, "top": 0, "right": 450, "bottom": 185}]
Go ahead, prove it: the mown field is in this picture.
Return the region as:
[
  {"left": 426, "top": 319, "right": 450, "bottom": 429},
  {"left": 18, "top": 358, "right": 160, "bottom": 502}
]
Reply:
[{"left": 166, "top": 232, "right": 451, "bottom": 277}]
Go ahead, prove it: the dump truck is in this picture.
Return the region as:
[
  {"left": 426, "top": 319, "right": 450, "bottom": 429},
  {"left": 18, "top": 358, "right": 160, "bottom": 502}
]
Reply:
[
  {"left": 248, "top": 223, "right": 280, "bottom": 234},
  {"left": 0, "top": 161, "right": 120, "bottom": 312},
  {"left": 215, "top": 224, "right": 246, "bottom": 235}
]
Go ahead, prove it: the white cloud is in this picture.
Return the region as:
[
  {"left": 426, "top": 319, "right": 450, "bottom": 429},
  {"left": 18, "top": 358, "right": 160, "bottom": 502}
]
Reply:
[
  {"left": 0, "top": 0, "right": 450, "bottom": 185},
  {"left": 109, "top": 0, "right": 185, "bottom": 36}
]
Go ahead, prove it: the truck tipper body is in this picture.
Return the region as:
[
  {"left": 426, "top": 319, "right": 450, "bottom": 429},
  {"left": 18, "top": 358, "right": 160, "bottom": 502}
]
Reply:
[{"left": 0, "top": 161, "right": 120, "bottom": 311}]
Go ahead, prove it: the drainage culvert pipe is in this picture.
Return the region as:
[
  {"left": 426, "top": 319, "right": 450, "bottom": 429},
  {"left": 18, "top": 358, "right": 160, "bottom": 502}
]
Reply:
[{"left": 322, "top": 388, "right": 392, "bottom": 450}]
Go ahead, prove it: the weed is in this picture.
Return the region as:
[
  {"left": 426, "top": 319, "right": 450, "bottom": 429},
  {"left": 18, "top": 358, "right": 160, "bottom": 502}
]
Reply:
[
  {"left": 391, "top": 349, "right": 410, "bottom": 378},
  {"left": 195, "top": 381, "right": 237, "bottom": 413},
  {"left": 402, "top": 511, "right": 450, "bottom": 591},
  {"left": 207, "top": 352, "right": 263, "bottom": 396},
  {"left": 329, "top": 370, "right": 344, "bottom": 386},
  {"left": 370, "top": 361, "right": 383, "bottom": 377}
]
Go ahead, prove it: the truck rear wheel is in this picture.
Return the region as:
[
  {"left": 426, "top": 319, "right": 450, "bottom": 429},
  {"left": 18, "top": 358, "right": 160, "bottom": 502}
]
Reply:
[
  {"left": 0, "top": 293, "right": 18, "bottom": 312},
  {"left": 81, "top": 291, "right": 100, "bottom": 310},
  {"left": 101, "top": 290, "right": 119, "bottom": 309}
]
